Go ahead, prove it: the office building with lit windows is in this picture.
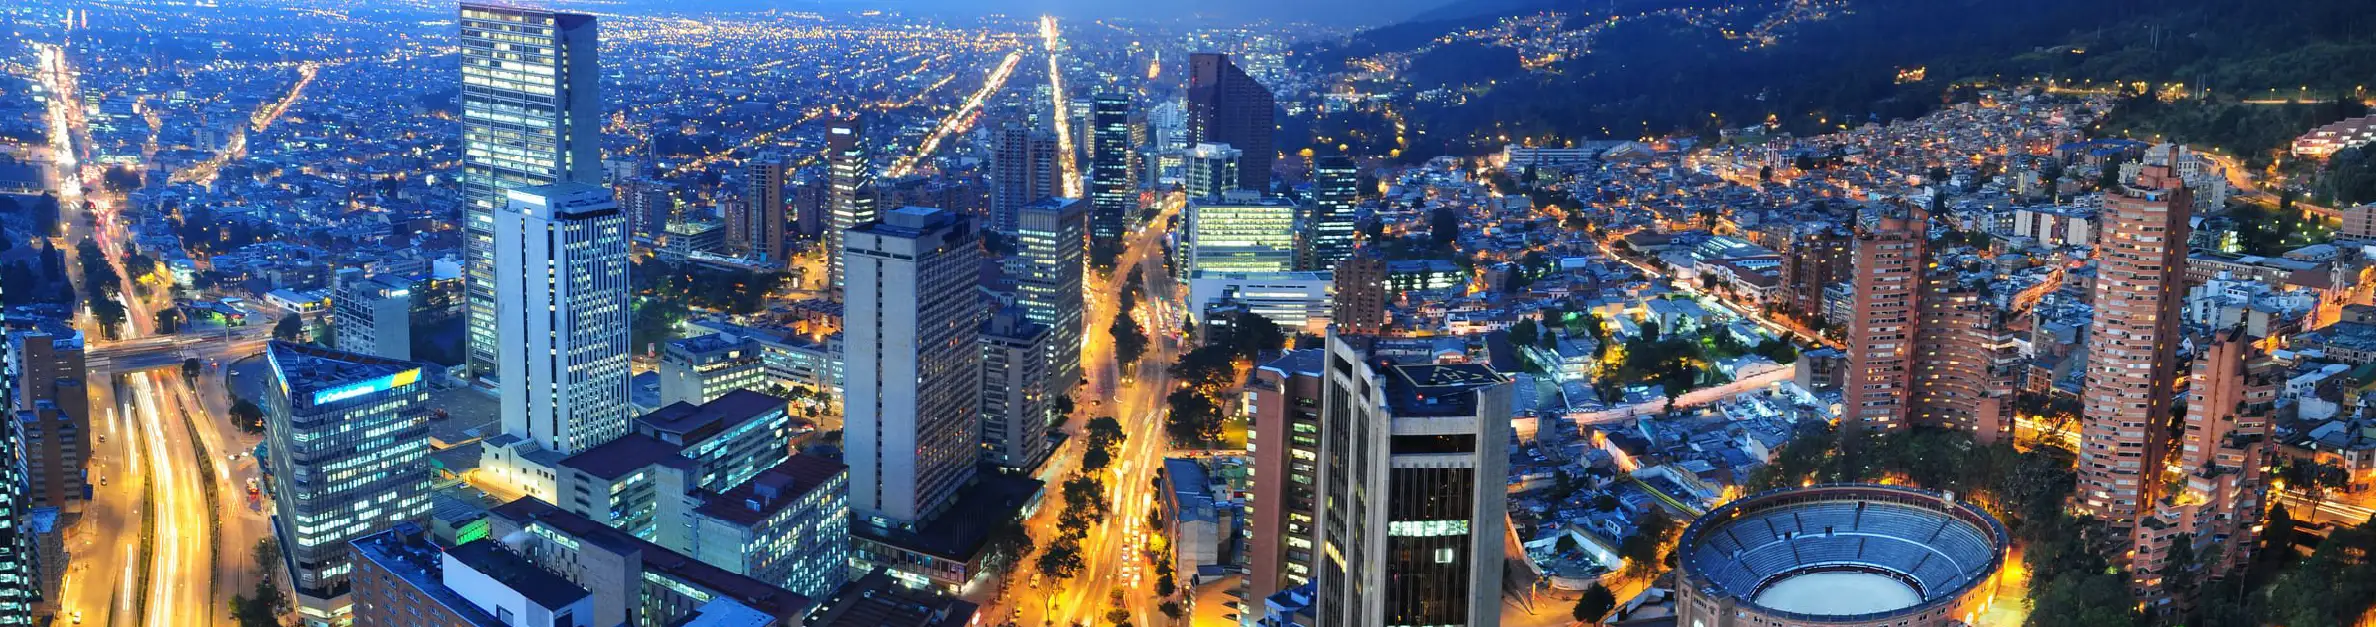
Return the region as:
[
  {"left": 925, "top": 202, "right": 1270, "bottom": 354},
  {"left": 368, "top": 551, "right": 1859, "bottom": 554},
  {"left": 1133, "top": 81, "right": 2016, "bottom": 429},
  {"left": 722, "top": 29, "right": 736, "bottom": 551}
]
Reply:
[
  {"left": 1182, "top": 192, "right": 1298, "bottom": 280},
  {"left": 263, "top": 341, "right": 434, "bottom": 624},
  {"left": 1187, "top": 53, "right": 1276, "bottom": 192},
  {"left": 458, "top": 3, "right": 601, "bottom": 381},
  {"left": 978, "top": 308, "right": 1051, "bottom": 471},
  {"left": 480, "top": 183, "right": 632, "bottom": 504},
  {"left": 334, "top": 270, "right": 414, "bottom": 361},
  {"left": 658, "top": 332, "right": 767, "bottom": 407},
  {"left": 1244, "top": 349, "right": 1327, "bottom": 613},
  {"left": 1089, "top": 93, "right": 1135, "bottom": 249},
  {"left": 826, "top": 117, "right": 876, "bottom": 293},
  {"left": 843, "top": 207, "right": 984, "bottom": 526},
  {"left": 1184, "top": 142, "right": 1242, "bottom": 201},
  {"left": 1305, "top": 156, "right": 1359, "bottom": 271},
  {"left": 1012, "top": 197, "right": 1086, "bottom": 393},
  {"left": 1312, "top": 336, "right": 1510, "bottom": 627},
  {"left": 687, "top": 454, "right": 851, "bottom": 599}
]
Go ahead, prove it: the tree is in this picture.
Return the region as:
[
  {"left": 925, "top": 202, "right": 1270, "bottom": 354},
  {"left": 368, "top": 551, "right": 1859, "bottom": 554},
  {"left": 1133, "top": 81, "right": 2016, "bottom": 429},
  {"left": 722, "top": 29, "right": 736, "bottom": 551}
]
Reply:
[
  {"left": 1429, "top": 206, "right": 1461, "bottom": 250},
  {"left": 274, "top": 312, "right": 305, "bottom": 342},
  {"left": 1164, "top": 389, "right": 1223, "bottom": 447},
  {"left": 1158, "top": 600, "right": 1184, "bottom": 620},
  {"left": 1572, "top": 582, "right": 1616, "bottom": 624},
  {"left": 1111, "top": 311, "right": 1148, "bottom": 368},
  {"left": 182, "top": 357, "right": 203, "bottom": 381},
  {"left": 1509, "top": 318, "right": 1540, "bottom": 349},
  {"left": 230, "top": 398, "right": 267, "bottom": 433},
  {"left": 1035, "top": 539, "right": 1086, "bottom": 584}
]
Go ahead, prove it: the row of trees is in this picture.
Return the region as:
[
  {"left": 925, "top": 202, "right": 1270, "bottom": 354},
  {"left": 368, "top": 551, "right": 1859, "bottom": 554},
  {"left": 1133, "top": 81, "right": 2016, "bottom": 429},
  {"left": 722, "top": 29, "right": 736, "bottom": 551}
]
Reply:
[
  {"left": 76, "top": 238, "right": 130, "bottom": 338},
  {"left": 1110, "top": 272, "right": 1149, "bottom": 369}
]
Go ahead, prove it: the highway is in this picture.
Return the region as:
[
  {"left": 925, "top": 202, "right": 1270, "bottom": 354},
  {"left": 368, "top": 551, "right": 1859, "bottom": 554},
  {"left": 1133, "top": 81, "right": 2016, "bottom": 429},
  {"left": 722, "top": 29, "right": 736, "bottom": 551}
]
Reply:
[
  {"left": 38, "top": 41, "right": 275, "bottom": 627},
  {"left": 992, "top": 201, "right": 1185, "bottom": 626},
  {"left": 1040, "top": 16, "right": 1083, "bottom": 197}
]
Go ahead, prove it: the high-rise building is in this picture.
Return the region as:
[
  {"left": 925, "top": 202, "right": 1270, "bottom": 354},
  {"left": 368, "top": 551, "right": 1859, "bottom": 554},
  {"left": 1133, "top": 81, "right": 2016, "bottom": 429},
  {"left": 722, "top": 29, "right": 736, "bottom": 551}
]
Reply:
[
  {"left": 989, "top": 122, "right": 1060, "bottom": 234},
  {"left": 736, "top": 153, "right": 790, "bottom": 268},
  {"left": 826, "top": 117, "right": 876, "bottom": 293},
  {"left": 1306, "top": 156, "right": 1359, "bottom": 271},
  {"left": 843, "top": 207, "right": 983, "bottom": 526},
  {"left": 1312, "top": 336, "right": 1510, "bottom": 627},
  {"left": 2132, "top": 328, "right": 2276, "bottom": 609},
  {"left": 481, "top": 184, "right": 632, "bottom": 501},
  {"left": 1781, "top": 225, "right": 1853, "bottom": 318},
  {"left": 658, "top": 333, "right": 767, "bottom": 407},
  {"left": 1184, "top": 143, "right": 1241, "bottom": 200},
  {"left": 619, "top": 177, "right": 674, "bottom": 239},
  {"left": 5, "top": 325, "right": 86, "bottom": 515},
  {"left": 334, "top": 269, "right": 414, "bottom": 361},
  {"left": 1330, "top": 249, "right": 1388, "bottom": 335},
  {"left": 1842, "top": 205, "right": 1926, "bottom": 433},
  {"left": 1187, "top": 53, "right": 1276, "bottom": 193},
  {"left": 1013, "top": 197, "right": 1087, "bottom": 393},
  {"left": 1244, "top": 349, "right": 1326, "bottom": 611},
  {"left": 1089, "top": 93, "right": 1135, "bottom": 250},
  {"left": 262, "top": 341, "right": 434, "bottom": 622},
  {"left": 1908, "top": 262, "right": 2025, "bottom": 444},
  {"left": 459, "top": 3, "right": 601, "bottom": 382},
  {"left": 2076, "top": 157, "right": 2195, "bottom": 544},
  {"left": 979, "top": 308, "right": 1051, "bottom": 471},
  {"left": 0, "top": 318, "right": 38, "bottom": 625},
  {"left": 1181, "top": 192, "right": 1298, "bottom": 280}
]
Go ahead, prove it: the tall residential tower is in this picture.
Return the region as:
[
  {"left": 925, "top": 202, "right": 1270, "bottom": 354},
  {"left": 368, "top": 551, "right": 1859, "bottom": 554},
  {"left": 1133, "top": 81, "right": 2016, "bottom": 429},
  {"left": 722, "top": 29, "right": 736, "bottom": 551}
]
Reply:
[{"left": 2075, "top": 158, "right": 2194, "bottom": 544}]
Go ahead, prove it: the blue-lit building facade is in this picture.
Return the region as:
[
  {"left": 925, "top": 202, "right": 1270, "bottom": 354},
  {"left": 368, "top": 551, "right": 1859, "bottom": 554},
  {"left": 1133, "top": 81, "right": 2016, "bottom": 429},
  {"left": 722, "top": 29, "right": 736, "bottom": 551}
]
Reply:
[{"left": 262, "top": 341, "right": 433, "bottom": 624}]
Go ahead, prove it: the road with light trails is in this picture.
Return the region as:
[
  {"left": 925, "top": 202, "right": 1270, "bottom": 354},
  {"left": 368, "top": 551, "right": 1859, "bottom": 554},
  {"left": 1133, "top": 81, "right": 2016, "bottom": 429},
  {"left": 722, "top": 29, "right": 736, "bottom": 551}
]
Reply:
[
  {"left": 1041, "top": 16, "right": 1083, "bottom": 197},
  {"left": 173, "top": 62, "right": 316, "bottom": 185},
  {"left": 888, "top": 49, "right": 1023, "bottom": 177},
  {"left": 982, "top": 203, "right": 1186, "bottom": 627},
  {"left": 37, "top": 40, "right": 274, "bottom": 627}
]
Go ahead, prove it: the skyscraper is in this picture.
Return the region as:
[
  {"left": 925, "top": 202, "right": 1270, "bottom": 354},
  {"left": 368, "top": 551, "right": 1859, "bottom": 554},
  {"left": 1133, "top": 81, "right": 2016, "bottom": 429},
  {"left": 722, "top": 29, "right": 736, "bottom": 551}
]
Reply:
[
  {"left": 1306, "top": 155, "right": 1359, "bottom": 271},
  {"left": 737, "top": 152, "right": 790, "bottom": 268},
  {"left": 989, "top": 122, "right": 1060, "bottom": 234},
  {"left": 979, "top": 307, "right": 1051, "bottom": 470},
  {"left": 826, "top": 117, "right": 876, "bottom": 293},
  {"left": 4, "top": 325, "right": 86, "bottom": 515},
  {"left": 1187, "top": 53, "right": 1276, "bottom": 193},
  {"left": 459, "top": 3, "right": 601, "bottom": 382},
  {"left": 1313, "top": 336, "right": 1510, "bottom": 627},
  {"left": 1089, "top": 93, "right": 1134, "bottom": 252},
  {"left": 263, "top": 341, "right": 433, "bottom": 621},
  {"left": 1244, "top": 349, "right": 1326, "bottom": 612},
  {"left": 0, "top": 316, "right": 37, "bottom": 625},
  {"left": 2075, "top": 157, "right": 2194, "bottom": 542},
  {"left": 1842, "top": 204, "right": 1926, "bottom": 433},
  {"left": 843, "top": 207, "right": 983, "bottom": 525},
  {"left": 1013, "top": 197, "right": 1087, "bottom": 394},
  {"left": 482, "top": 183, "right": 631, "bottom": 499},
  {"left": 1184, "top": 142, "right": 1241, "bottom": 200},
  {"left": 1908, "top": 260, "right": 2025, "bottom": 444}
]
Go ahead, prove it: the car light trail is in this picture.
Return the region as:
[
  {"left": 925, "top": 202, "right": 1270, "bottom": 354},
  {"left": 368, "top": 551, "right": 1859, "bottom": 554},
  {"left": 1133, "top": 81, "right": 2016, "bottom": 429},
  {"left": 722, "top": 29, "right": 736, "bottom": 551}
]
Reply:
[
  {"left": 1041, "top": 15, "right": 1082, "bottom": 197},
  {"left": 889, "top": 49, "right": 1022, "bottom": 177}
]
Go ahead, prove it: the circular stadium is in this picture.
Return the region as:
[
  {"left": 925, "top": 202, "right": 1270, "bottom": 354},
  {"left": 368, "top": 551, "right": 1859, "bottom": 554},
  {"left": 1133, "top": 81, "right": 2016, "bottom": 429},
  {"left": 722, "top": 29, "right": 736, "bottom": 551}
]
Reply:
[{"left": 1674, "top": 484, "right": 2010, "bottom": 627}]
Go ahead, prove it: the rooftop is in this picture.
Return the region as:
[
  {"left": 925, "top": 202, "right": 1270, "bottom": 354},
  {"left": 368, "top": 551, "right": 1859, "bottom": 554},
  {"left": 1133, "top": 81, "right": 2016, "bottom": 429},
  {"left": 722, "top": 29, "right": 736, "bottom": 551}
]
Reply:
[
  {"left": 446, "top": 539, "right": 592, "bottom": 610},
  {"left": 264, "top": 340, "right": 420, "bottom": 397},
  {"left": 802, "top": 569, "right": 976, "bottom": 627},
  {"left": 555, "top": 433, "right": 685, "bottom": 481},
  {"left": 638, "top": 389, "right": 787, "bottom": 447},
  {"left": 694, "top": 454, "right": 848, "bottom": 526},
  {"left": 1384, "top": 362, "right": 1509, "bottom": 417},
  {"left": 488, "top": 498, "right": 814, "bottom": 618}
]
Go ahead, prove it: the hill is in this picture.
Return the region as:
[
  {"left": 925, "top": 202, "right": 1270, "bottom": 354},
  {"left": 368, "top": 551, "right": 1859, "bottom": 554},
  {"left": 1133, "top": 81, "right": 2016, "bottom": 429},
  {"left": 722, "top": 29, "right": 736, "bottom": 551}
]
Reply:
[{"left": 1292, "top": 0, "right": 2376, "bottom": 159}]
